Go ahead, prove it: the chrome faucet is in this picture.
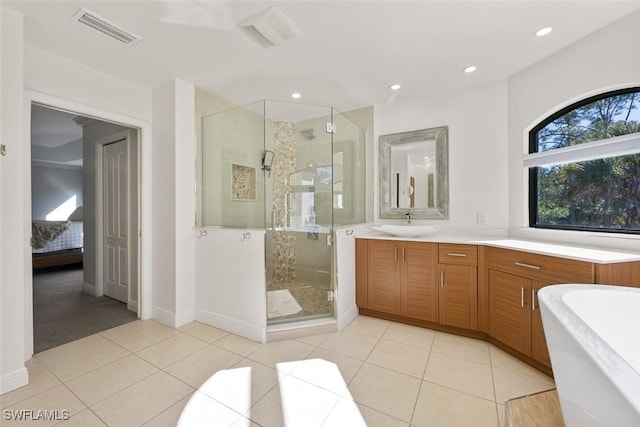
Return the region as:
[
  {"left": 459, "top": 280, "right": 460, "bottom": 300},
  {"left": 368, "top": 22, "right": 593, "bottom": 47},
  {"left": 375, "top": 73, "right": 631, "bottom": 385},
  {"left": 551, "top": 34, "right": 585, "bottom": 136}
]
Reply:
[{"left": 406, "top": 210, "right": 412, "bottom": 224}]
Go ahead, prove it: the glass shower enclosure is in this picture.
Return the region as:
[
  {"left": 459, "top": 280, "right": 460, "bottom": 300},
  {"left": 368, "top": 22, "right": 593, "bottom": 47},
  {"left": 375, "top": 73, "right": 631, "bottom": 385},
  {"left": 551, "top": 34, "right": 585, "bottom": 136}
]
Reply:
[{"left": 201, "top": 100, "right": 365, "bottom": 325}]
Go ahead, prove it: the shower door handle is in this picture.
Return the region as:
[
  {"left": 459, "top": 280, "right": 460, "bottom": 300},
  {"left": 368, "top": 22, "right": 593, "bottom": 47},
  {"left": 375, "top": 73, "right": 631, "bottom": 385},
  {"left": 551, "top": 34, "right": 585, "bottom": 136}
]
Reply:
[{"left": 271, "top": 211, "right": 276, "bottom": 234}]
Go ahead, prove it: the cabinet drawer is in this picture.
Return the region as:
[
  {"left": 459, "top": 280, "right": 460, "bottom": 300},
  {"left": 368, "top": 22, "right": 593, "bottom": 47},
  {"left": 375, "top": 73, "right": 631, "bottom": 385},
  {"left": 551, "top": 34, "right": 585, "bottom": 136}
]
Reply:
[
  {"left": 439, "top": 244, "right": 478, "bottom": 265},
  {"left": 487, "top": 246, "right": 594, "bottom": 284}
]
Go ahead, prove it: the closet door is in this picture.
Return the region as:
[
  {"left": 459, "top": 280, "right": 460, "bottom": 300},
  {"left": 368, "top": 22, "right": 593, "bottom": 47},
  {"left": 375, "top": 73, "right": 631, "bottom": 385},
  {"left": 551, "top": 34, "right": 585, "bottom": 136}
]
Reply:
[{"left": 103, "top": 137, "right": 129, "bottom": 303}]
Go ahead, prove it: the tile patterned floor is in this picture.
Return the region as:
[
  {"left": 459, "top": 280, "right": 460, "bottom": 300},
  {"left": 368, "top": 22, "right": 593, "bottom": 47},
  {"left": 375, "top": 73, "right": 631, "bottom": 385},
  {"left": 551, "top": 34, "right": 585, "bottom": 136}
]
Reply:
[{"left": 0, "top": 316, "right": 555, "bottom": 426}]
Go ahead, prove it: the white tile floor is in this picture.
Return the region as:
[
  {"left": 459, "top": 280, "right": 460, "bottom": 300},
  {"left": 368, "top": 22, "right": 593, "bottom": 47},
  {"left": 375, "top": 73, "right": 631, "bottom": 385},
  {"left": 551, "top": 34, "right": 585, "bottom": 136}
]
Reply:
[{"left": 0, "top": 316, "right": 555, "bottom": 426}]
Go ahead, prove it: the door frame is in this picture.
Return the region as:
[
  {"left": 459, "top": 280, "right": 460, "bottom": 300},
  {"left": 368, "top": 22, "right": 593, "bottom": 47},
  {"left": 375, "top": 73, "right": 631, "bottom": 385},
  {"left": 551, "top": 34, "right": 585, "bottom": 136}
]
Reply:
[
  {"left": 95, "top": 130, "right": 138, "bottom": 310},
  {"left": 24, "top": 89, "right": 152, "bottom": 358}
]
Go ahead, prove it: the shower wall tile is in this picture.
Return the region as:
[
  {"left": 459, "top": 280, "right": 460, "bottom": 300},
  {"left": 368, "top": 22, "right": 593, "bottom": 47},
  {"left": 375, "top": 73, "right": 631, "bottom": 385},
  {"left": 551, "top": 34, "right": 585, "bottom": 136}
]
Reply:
[
  {"left": 271, "top": 121, "right": 297, "bottom": 284},
  {"left": 201, "top": 107, "right": 264, "bottom": 228}
]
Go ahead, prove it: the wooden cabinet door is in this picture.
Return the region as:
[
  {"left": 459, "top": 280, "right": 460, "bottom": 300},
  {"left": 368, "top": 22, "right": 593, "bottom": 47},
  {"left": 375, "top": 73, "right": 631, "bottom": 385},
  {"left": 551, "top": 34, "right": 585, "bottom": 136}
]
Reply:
[
  {"left": 355, "top": 238, "right": 368, "bottom": 309},
  {"left": 489, "top": 269, "right": 531, "bottom": 355},
  {"left": 402, "top": 242, "right": 438, "bottom": 321},
  {"left": 367, "top": 239, "right": 401, "bottom": 315},
  {"left": 439, "top": 264, "right": 477, "bottom": 329},
  {"left": 531, "top": 280, "right": 551, "bottom": 367}
]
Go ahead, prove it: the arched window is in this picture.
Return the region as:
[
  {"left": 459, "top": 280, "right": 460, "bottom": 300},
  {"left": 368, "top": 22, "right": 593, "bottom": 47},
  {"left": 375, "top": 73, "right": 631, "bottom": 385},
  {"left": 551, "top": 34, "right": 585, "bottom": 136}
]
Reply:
[{"left": 526, "top": 87, "right": 640, "bottom": 234}]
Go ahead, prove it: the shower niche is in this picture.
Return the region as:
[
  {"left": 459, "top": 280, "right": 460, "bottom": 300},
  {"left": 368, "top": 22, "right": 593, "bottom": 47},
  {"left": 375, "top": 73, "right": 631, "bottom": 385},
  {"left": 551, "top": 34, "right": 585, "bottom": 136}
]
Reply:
[{"left": 201, "top": 100, "right": 366, "bottom": 325}]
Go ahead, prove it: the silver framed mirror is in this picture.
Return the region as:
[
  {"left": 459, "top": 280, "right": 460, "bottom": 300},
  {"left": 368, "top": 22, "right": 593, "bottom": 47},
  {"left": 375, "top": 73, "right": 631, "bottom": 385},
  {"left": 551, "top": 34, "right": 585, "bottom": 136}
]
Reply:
[{"left": 379, "top": 126, "right": 449, "bottom": 219}]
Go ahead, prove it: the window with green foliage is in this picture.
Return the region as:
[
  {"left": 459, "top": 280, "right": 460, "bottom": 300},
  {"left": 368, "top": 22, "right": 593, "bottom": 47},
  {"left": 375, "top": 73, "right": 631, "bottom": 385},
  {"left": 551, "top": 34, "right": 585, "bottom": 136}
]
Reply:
[{"left": 527, "top": 88, "right": 640, "bottom": 234}]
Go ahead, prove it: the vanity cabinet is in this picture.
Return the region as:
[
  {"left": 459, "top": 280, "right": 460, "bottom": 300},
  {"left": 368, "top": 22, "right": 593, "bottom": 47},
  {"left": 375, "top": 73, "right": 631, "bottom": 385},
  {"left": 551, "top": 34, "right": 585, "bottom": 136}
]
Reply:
[
  {"left": 438, "top": 244, "right": 478, "bottom": 330},
  {"left": 487, "top": 247, "right": 595, "bottom": 367},
  {"left": 357, "top": 236, "right": 639, "bottom": 375},
  {"left": 356, "top": 239, "right": 438, "bottom": 321}
]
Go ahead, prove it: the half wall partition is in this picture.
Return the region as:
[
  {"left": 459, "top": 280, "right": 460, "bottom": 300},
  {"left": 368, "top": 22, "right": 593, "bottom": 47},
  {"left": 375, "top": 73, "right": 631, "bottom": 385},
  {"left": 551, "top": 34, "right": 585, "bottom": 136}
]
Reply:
[{"left": 201, "top": 100, "right": 365, "bottom": 325}]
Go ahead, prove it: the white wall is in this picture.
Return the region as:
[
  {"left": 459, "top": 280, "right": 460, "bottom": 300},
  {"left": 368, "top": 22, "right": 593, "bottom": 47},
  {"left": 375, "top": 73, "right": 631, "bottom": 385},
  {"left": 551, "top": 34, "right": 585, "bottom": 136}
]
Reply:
[
  {"left": 151, "top": 79, "right": 196, "bottom": 327},
  {"left": 0, "top": 7, "right": 29, "bottom": 394},
  {"left": 151, "top": 83, "right": 176, "bottom": 321},
  {"left": 31, "top": 165, "right": 83, "bottom": 220},
  {"left": 335, "top": 224, "right": 372, "bottom": 330},
  {"left": 508, "top": 10, "right": 640, "bottom": 251},
  {"left": 195, "top": 228, "right": 267, "bottom": 343},
  {"left": 374, "top": 81, "right": 509, "bottom": 231},
  {"left": 2, "top": 17, "right": 154, "bottom": 382},
  {"left": 174, "top": 80, "right": 196, "bottom": 326},
  {"left": 24, "top": 45, "right": 151, "bottom": 122}
]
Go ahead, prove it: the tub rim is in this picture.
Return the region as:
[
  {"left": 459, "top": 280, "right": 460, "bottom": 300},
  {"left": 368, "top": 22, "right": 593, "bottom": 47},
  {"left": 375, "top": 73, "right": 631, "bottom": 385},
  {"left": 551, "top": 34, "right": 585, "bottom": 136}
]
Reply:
[{"left": 538, "top": 284, "right": 640, "bottom": 415}]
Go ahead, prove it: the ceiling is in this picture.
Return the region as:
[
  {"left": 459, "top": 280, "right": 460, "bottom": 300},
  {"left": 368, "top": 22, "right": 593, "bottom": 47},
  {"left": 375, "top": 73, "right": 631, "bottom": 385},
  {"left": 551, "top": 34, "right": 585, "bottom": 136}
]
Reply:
[
  {"left": 30, "top": 104, "right": 84, "bottom": 167},
  {"left": 6, "top": 1, "right": 640, "bottom": 112},
  {"left": 31, "top": 104, "right": 82, "bottom": 149}
]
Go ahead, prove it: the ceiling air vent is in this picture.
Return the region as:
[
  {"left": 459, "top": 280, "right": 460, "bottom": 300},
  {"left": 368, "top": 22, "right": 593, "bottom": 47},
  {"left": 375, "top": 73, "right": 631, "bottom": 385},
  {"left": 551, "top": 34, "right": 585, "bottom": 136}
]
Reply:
[
  {"left": 238, "top": 6, "right": 299, "bottom": 48},
  {"left": 72, "top": 8, "right": 141, "bottom": 46}
]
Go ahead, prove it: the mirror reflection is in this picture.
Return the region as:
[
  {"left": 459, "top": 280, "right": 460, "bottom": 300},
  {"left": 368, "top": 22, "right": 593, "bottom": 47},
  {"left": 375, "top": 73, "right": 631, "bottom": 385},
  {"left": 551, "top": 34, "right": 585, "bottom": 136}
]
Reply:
[{"left": 380, "top": 126, "right": 449, "bottom": 219}]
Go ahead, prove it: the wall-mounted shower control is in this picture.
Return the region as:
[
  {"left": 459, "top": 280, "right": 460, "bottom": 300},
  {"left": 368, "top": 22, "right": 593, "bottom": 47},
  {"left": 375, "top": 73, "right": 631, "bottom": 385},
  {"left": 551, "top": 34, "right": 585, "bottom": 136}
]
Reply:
[{"left": 262, "top": 150, "right": 275, "bottom": 176}]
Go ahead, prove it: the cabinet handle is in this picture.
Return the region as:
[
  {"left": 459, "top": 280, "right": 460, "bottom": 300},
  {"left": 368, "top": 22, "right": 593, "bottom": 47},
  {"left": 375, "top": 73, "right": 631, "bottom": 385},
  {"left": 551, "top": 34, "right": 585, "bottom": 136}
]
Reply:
[
  {"left": 515, "top": 262, "right": 541, "bottom": 270},
  {"left": 520, "top": 287, "right": 525, "bottom": 307},
  {"left": 440, "top": 270, "right": 444, "bottom": 287},
  {"left": 532, "top": 289, "right": 536, "bottom": 311},
  {"left": 394, "top": 246, "right": 398, "bottom": 262},
  {"left": 447, "top": 253, "right": 467, "bottom": 257}
]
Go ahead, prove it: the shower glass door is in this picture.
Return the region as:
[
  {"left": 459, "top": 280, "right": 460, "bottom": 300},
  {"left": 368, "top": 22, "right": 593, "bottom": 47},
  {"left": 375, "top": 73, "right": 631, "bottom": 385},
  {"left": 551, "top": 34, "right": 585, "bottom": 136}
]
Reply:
[
  {"left": 265, "top": 102, "right": 335, "bottom": 325},
  {"left": 201, "top": 99, "right": 365, "bottom": 327}
]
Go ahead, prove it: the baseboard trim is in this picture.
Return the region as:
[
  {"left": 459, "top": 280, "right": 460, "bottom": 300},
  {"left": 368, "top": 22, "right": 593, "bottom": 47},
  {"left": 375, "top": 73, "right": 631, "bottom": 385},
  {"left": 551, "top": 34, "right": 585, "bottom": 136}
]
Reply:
[
  {"left": 81, "top": 282, "right": 96, "bottom": 296},
  {"left": 0, "top": 367, "right": 29, "bottom": 395},
  {"left": 195, "top": 308, "right": 265, "bottom": 343},
  {"left": 175, "top": 308, "right": 195, "bottom": 328},
  {"left": 127, "top": 300, "right": 138, "bottom": 314},
  {"left": 152, "top": 305, "right": 176, "bottom": 328},
  {"left": 337, "top": 304, "right": 359, "bottom": 331}
]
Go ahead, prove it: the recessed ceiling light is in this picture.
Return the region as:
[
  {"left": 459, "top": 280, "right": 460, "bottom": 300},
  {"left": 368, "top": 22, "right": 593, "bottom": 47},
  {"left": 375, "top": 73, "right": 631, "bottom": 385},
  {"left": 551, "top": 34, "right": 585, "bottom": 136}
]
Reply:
[
  {"left": 463, "top": 65, "right": 477, "bottom": 73},
  {"left": 291, "top": 92, "right": 301, "bottom": 99},
  {"left": 390, "top": 84, "right": 401, "bottom": 90},
  {"left": 535, "top": 26, "right": 553, "bottom": 37}
]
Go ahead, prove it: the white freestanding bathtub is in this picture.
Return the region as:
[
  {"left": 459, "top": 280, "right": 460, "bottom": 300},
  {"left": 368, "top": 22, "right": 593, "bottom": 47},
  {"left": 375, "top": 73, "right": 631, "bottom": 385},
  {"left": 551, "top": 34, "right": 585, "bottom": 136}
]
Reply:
[{"left": 538, "top": 284, "right": 640, "bottom": 426}]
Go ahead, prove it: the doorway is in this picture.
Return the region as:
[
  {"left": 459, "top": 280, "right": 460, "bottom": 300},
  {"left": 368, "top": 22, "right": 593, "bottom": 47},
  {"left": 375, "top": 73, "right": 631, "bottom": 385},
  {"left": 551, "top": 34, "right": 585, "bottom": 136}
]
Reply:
[{"left": 30, "top": 103, "right": 140, "bottom": 353}]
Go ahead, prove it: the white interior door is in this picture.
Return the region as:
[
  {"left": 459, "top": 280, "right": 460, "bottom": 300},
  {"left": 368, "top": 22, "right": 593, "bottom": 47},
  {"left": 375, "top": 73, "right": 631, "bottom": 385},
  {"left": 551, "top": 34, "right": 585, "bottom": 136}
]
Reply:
[{"left": 103, "top": 138, "right": 129, "bottom": 303}]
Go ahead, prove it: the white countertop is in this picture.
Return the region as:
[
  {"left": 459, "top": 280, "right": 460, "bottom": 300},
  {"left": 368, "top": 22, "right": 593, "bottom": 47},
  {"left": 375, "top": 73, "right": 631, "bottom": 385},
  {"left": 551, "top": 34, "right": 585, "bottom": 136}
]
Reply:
[{"left": 358, "top": 232, "right": 640, "bottom": 264}]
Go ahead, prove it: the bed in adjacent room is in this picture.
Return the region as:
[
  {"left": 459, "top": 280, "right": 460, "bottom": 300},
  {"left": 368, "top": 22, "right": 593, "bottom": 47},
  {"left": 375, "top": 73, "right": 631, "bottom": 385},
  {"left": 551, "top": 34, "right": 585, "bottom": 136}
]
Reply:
[{"left": 31, "top": 207, "right": 84, "bottom": 269}]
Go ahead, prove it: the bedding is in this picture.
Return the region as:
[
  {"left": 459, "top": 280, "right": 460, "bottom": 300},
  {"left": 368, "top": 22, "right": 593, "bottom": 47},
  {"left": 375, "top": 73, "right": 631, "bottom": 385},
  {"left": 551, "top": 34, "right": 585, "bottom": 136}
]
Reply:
[
  {"left": 31, "top": 220, "right": 70, "bottom": 249},
  {"left": 32, "top": 220, "right": 84, "bottom": 253}
]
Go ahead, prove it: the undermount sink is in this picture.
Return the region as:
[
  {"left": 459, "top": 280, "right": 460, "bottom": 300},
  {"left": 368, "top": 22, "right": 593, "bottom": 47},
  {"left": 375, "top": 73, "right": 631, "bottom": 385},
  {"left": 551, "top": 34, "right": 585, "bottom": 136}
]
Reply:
[{"left": 371, "top": 224, "right": 439, "bottom": 237}]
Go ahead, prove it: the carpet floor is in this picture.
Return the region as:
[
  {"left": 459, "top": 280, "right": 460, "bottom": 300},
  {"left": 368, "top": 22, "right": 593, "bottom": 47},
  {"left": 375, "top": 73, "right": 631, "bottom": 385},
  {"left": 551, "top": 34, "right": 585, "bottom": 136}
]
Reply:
[{"left": 33, "top": 265, "right": 137, "bottom": 353}]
